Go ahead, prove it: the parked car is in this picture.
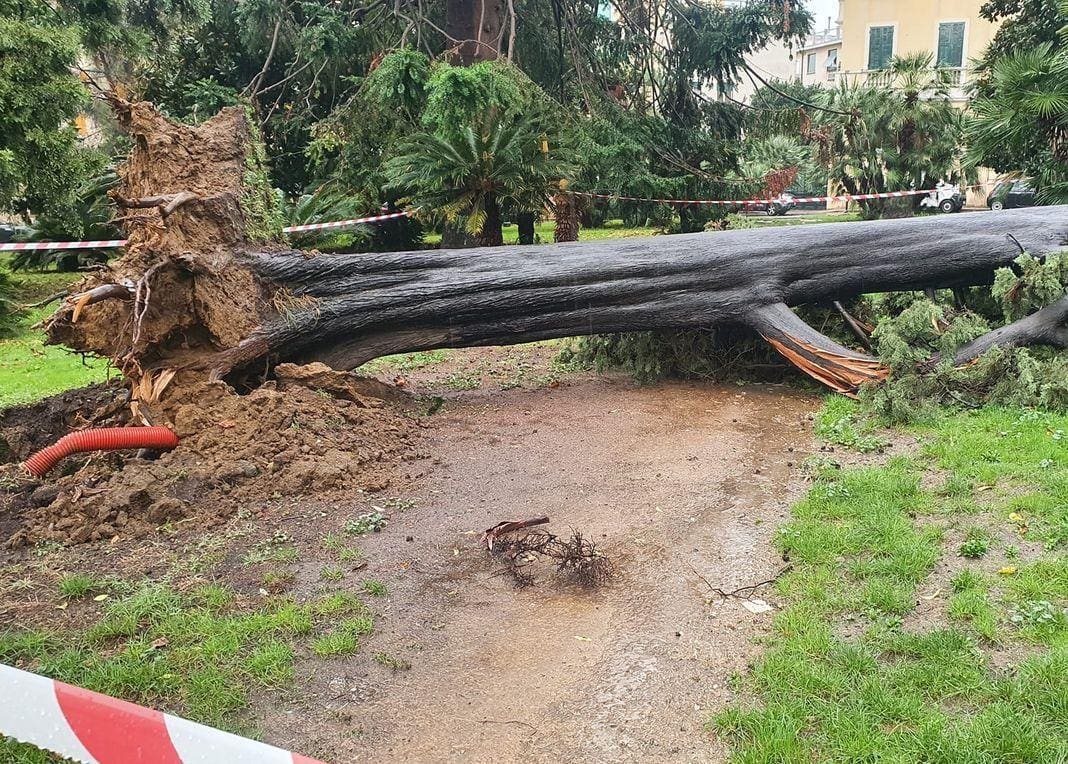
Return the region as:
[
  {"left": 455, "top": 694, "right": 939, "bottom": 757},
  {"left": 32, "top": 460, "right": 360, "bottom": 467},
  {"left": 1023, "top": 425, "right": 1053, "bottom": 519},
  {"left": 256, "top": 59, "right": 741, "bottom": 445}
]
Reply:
[
  {"left": 987, "top": 179, "right": 1036, "bottom": 211},
  {"left": 743, "top": 192, "right": 796, "bottom": 217},
  {"left": 0, "top": 224, "right": 31, "bottom": 243},
  {"left": 919, "top": 182, "right": 966, "bottom": 213}
]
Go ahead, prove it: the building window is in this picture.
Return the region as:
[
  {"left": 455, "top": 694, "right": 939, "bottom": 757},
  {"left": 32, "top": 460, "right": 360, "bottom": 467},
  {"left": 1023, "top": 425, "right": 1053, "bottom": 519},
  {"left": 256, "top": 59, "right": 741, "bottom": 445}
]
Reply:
[
  {"left": 807, "top": 53, "right": 817, "bottom": 75},
  {"left": 868, "top": 25, "right": 894, "bottom": 70},
  {"left": 937, "top": 21, "right": 966, "bottom": 67},
  {"left": 825, "top": 48, "right": 839, "bottom": 72}
]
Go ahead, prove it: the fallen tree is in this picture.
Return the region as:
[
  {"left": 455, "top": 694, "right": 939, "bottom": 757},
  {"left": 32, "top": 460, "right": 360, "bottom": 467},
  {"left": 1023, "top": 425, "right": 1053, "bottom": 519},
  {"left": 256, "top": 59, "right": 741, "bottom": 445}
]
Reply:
[{"left": 46, "top": 100, "right": 1068, "bottom": 398}]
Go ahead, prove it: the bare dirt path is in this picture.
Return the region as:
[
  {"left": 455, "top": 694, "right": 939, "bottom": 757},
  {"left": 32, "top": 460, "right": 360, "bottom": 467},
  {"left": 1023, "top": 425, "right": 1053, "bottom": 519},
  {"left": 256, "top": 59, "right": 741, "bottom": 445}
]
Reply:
[{"left": 287, "top": 357, "right": 818, "bottom": 763}]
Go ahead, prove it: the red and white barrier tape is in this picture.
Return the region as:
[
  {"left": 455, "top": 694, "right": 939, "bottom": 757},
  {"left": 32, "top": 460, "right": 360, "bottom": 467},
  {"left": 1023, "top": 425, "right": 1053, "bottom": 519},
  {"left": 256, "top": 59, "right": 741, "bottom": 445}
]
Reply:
[
  {"left": 574, "top": 189, "right": 935, "bottom": 206},
  {"left": 0, "top": 663, "right": 326, "bottom": 764},
  {"left": 282, "top": 209, "right": 411, "bottom": 233},
  {"left": 0, "top": 211, "right": 413, "bottom": 252},
  {"left": 0, "top": 239, "right": 128, "bottom": 252}
]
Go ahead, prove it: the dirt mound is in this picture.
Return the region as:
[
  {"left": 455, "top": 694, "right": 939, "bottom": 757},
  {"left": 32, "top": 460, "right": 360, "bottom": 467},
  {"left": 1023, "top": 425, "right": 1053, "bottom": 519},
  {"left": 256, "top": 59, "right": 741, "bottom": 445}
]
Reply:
[{"left": 0, "top": 366, "right": 423, "bottom": 547}]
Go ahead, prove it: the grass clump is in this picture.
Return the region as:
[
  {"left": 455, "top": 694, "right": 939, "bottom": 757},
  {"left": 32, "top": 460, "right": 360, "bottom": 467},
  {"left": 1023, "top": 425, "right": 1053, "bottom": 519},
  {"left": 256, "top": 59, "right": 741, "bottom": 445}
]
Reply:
[
  {"left": 311, "top": 615, "right": 374, "bottom": 657},
  {"left": 373, "top": 651, "right": 411, "bottom": 671},
  {"left": 813, "top": 396, "right": 888, "bottom": 453},
  {"left": 948, "top": 570, "right": 999, "bottom": 641},
  {"left": 57, "top": 573, "right": 104, "bottom": 599},
  {"left": 959, "top": 527, "right": 993, "bottom": 559},
  {"left": 362, "top": 579, "right": 387, "bottom": 596}
]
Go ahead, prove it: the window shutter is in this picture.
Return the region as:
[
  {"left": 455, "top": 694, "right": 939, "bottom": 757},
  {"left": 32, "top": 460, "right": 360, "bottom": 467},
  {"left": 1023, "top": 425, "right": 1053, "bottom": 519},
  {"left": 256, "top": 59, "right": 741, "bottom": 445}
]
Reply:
[
  {"left": 937, "top": 22, "right": 965, "bottom": 67},
  {"left": 868, "top": 26, "right": 894, "bottom": 70}
]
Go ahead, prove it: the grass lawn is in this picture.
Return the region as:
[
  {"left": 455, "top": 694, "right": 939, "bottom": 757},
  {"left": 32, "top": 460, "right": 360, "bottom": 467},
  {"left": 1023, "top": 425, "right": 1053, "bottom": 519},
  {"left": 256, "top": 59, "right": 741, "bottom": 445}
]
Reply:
[
  {"left": 423, "top": 220, "right": 658, "bottom": 245},
  {"left": 0, "top": 264, "right": 111, "bottom": 410},
  {"left": 715, "top": 400, "right": 1068, "bottom": 761}
]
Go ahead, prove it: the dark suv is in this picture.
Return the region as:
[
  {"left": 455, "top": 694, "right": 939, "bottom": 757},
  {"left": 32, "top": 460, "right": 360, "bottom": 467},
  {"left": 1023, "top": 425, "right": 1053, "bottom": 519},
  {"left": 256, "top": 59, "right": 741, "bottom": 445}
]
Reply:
[{"left": 987, "top": 179, "right": 1036, "bottom": 211}]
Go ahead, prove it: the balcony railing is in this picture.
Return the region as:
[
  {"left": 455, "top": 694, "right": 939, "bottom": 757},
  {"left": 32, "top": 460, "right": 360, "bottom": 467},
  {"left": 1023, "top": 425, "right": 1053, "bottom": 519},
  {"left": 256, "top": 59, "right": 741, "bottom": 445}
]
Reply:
[
  {"left": 807, "top": 27, "right": 842, "bottom": 47},
  {"left": 831, "top": 67, "right": 970, "bottom": 95}
]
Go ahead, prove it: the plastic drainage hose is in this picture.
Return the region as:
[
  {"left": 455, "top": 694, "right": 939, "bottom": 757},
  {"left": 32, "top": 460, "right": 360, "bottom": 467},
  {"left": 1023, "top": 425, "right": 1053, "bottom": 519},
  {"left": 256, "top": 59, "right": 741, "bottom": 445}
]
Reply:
[{"left": 22, "top": 427, "right": 180, "bottom": 478}]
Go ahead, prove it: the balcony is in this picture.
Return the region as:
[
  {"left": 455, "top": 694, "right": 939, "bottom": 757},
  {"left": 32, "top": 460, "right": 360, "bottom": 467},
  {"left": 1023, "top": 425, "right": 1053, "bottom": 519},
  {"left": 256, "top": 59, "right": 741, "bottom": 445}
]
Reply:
[
  {"left": 832, "top": 67, "right": 971, "bottom": 99},
  {"left": 807, "top": 27, "right": 842, "bottom": 47}
]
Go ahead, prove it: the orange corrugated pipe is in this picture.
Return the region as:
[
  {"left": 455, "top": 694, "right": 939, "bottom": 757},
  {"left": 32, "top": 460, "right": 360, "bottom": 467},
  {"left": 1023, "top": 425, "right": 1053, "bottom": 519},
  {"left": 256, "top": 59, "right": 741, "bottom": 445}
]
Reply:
[{"left": 21, "top": 427, "right": 180, "bottom": 477}]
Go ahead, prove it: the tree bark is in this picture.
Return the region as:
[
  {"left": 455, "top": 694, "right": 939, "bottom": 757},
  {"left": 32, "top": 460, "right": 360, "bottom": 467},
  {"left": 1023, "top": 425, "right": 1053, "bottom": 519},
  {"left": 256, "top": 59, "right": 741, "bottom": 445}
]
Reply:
[
  {"left": 44, "top": 99, "right": 1068, "bottom": 399},
  {"left": 179, "top": 206, "right": 1068, "bottom": 394},
  {"left": 553, "top": 192, "right": 579, "bottom": 242},
  {"left": 445, "top": 0, "right": 504, "bottom": 65},
  {"left": 944, "top": 294, "right": 1068, "bottom": 366}
]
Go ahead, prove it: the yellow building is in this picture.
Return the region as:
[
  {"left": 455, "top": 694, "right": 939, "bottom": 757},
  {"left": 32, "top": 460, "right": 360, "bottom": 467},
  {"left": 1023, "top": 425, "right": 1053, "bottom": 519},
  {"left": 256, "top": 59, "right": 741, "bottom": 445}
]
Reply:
[
  {"left": 797, "top": 1, "right": 1001, "bottom": 206},
  {"left": 835, "top": 1, "right": 1000, "bottom": 103}
]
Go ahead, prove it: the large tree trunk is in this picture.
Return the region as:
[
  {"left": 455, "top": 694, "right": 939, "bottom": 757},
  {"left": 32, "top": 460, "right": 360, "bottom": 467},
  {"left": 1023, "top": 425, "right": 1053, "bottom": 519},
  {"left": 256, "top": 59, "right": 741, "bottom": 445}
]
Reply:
[
  {"left": 445, "top": 0, "right": 504, "bottom": 65},
  {"left": 45, "top": 100, "right": 1068, "bottom": 399}
]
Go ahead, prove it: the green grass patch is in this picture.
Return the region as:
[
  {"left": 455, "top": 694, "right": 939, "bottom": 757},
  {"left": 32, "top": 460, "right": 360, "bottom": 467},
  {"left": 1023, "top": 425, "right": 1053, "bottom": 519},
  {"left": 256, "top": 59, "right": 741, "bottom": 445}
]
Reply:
[
  {"left": 372, "top": 651, "right": 411, "bottom": 671},
  {"left": 959, "top": 527, "right": 993, "bottom": 559},
  {"left": 0, "top": 267, "right": 111, "bottom": 410},
  {"left": 814, "top": 396, "right": 888, "bottom": 453},
  {"left": 310, "top": 615, "right": 374, "bottom": 657},
  {"left": 922, "top": 408, "right": 1068, "bottom": 550},
  {"left": 57, "top": 573, "right": 105, "bottom": 599},
  {"left": 949, "top": 570, "right": 999, "bottom": 641},
  {"left": 746, "top": 211, "right": 865, "bottom": 227},
  {"left": 358, "top": 348, "right": 451, "bottom": 373},
  {"left": 0, "top": 583, "right": 374, "bottom": 739},
  {"left": 362, "top": 579, "right": 387, "bottom": 596},
  {"left": 716, "top": 403, "right": 1068, "bottom": 761}
]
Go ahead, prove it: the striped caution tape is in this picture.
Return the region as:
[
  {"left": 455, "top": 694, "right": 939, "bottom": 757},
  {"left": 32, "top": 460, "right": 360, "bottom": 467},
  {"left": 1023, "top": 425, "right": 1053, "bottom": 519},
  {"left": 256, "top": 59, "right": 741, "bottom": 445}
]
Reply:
[
  {"left": 281, "top": 209, "right": 411, "bottom": 233},
  {"left": 574, "top": 188, "right": 936, "bottom": 206},
  {"left": 0, "top": 239, "right": 128, "bottom": 252},
  {"left": 0, "top": 211, "right": 413, "bottom": 252},
  {"left": 0, "top": 663, "right": 326, "bottom": 764}
]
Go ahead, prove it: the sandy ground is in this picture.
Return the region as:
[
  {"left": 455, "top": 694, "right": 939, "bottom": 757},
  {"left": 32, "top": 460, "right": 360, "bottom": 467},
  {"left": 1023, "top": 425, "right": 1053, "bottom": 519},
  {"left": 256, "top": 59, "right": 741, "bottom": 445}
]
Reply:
[
  {"left": 0, "top": 345, "right": 819, "bottom": 763},
  {"left": 267, "top": 349, "right": 818, "bottom": 763}
]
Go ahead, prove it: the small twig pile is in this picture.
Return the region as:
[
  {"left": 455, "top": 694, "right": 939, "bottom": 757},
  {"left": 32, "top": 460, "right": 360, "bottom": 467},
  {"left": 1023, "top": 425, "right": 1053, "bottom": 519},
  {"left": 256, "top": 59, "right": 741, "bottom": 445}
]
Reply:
[{"left": 481, "top": 518, "right": 612, "bottom": 588}]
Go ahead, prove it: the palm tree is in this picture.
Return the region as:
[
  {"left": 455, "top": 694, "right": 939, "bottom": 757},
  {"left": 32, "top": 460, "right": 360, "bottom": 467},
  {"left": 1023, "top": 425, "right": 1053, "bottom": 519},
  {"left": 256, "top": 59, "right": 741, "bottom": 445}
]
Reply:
[
  {"left": 813, "top": 53, "right": 966, "bottom": 217},
  {"left": 13, "top": 171, "right": 121, "bottom": 271},
  {"left": 967, "top": 41, "right": 1068, "bottom": 203},
  {"left": 385, "top": 115, "right": 571, "bottom": 247}
]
